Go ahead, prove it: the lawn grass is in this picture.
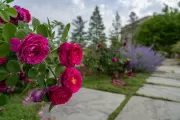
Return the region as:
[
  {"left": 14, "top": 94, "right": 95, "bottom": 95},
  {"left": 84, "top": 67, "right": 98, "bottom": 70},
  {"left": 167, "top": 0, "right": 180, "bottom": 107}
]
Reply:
[
  {"left": 0, "top": 94, "right": 42, "bottom": 120},
  {"left": 83, "top": 73, "right": 150, "bottom": 95}
]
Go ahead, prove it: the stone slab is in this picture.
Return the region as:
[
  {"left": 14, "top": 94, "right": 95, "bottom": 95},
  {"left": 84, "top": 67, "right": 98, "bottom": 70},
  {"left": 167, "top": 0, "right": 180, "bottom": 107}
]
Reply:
[
  {"left": 137, "top": 84, "right": 180, "bottom": 101},
  {"left": 156, "top": 66, "right": 180, "bottom": 74},
  {"left": 147, "top": 76, "right": 180, "bottom": 87},
  {"left": 41, "top": 88, "right": 125, "bottom": 120},
  {"left": 115, "top": 96, "right": 180, "bottom": 120},
  {"left": 152, "top": 72, "right": 180, "bottom": 80},
  {"left": 162, "top": 59, "right": 180, "bottom": 66}
]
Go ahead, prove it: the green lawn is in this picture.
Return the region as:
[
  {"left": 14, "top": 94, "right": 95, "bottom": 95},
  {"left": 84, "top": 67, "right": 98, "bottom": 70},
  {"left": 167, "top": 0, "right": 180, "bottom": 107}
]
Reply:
[
  {"left": 83, "top": 73, "right": 150, "bottom": 95},
  {"left": 0, "top": 94, "right": 42, "bottom": 120}
]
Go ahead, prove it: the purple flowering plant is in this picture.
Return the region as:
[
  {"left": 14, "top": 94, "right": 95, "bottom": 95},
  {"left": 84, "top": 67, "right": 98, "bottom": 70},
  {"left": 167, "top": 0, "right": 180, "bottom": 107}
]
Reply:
[{"left": 120, "top": 43, "right": 164, "bottom": 73}]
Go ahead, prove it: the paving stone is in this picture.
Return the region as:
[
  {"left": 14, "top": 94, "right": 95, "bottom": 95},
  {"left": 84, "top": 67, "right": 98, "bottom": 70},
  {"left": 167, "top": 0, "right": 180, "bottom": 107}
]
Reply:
[
  {"left": 152, "top": 72, "right": 180, "bottom": 80},
  {"left": 115, "top": 96, "right": 180, "bottom": 120},
  {"left": 147, "top": 76, "right": 180, "bottom": 87},
  {"left": 156, "top": 66, "right": 180, "bottom": 74},
  {"left": 41, "top": 88, "right": 125, "bottom": 120},
  {"left": 137, "top": 84, "right": 180, "bottom": 101},
  {"left": 162, "top": 59, "right": 180, "bottom": 66}
]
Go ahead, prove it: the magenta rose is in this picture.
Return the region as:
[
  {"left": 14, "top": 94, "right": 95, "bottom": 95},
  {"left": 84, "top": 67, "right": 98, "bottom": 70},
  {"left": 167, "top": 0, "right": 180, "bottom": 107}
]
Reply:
[
  {"left": 17, "top": 33, "right": 50, "bottom": 64},
  {"left": 112, "top": 58, "right": 118, "bottom": 63},
  {"left": 10, "top": 5, "right": 31, "bottom": 24},
  {"left": 58, "top": 42, "right": 83, "bottom": 67},
  {"left": 10, "top": 38, "right": 21, "bottom": 52},
  {"left": 60, "top": 68, "right": 82, "bottom": 93},
  {"left": 0, "top": 57, "right": 6, "bottom": 65},
  {"left": 47, "top": 85, "right": 72, "bottom": 105},
  {"left": 21, "top": 8, "right": 31, "bottom": 23},
  {"left": 0, "top": 5, "right": 31, "bottom": 24},
  {"left": 123, "top": 42, "right": 127, "bottom": 47},
  {"left": 0, "top": 81, "right": 8, "bottom": 93}
]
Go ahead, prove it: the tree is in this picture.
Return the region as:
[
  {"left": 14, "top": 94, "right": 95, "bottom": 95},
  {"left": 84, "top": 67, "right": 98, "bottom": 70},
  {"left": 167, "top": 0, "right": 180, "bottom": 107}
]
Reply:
[
  {"left": 128, "top": 11, "right": 138, "bottom": 46},
  {"left": 87, "top": 6, "right": 106, "bottom": 47},
  {"left": 136, "top": 5, "right": 180, "bottom": 56},
  {"left": 71, "top": 16, "right": 87, "bottom": 48},
  {"left": 109, "top": 12, "right": 121, "bottom": 48}
]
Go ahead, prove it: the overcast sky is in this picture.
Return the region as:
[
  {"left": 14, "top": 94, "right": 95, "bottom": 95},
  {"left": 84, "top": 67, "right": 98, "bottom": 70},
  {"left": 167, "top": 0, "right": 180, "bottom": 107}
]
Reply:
[{"left": 11, "top": 0, "right": 179, "bottom": 35}]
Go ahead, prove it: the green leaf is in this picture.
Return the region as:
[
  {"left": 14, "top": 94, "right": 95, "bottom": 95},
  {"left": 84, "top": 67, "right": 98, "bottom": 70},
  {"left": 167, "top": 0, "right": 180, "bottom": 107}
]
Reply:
[
  {"left": 6, "top": 60, "right": 20, "bottom": 73},
  {"left": 6, "top": 7, "right": 17, "bottom": 18},
  {"left": 5, "top": 0, "right": 14, "bottom": 3},
  {"left": 20, "top": 81, "right": 36, "bottom": 96},
  {"left": 0, "top": 3, "right": 8, "bottom": 9},
  {"left": 42, "top": 95, "right": 50, "bottom": 102},
  {"left": 46, "top": 78, "right": 57, "bottom": 87},
  {"left": 55, "top": 65, "right": 65, "bottom": 77},
  {"left": 3, "top": 23, "right": 16, "bottom": 41},
  {"left": 16, "top": 29, "right": 28, "bottom": 40},
  {"left": 0, "top": 95, "right": 7, "bottom": 106},
  {"left": 49, "top": 103, "right": 54, "bottom": 112},
  {"left": 28, "top": 68, "right": 38, "bottom": 79},
  {"left": 37, "top": 78, "right": 46, "bottom": 88},
  {"left": 32, "top": 17, "right": 40, "bottom": 30},
  {"left": 60, "top": 23, "right": 70, "bottom": 43},
  {"left": 18, "top": 21, "right": 25, "bottom": 29},
  {"left": 47, "top": 18, "right": 51, "bottom": 31},
  {"left": 38, "top": 63, "right": 46, "bottom": 75},
  {"left": 0, "top": 42, "right": 10, "bottom": 58},
  {"left": 5, "top": 74, "right": 19, "bottom": 86},
  {"left": 0, "top": 10, "right": 9, "bottom": 22},
  {"left": 0, "top": 67, "right": 9, "bottom": 81},
  {"left": 36, "top": 24, "right": 48, "bottom": 37}
]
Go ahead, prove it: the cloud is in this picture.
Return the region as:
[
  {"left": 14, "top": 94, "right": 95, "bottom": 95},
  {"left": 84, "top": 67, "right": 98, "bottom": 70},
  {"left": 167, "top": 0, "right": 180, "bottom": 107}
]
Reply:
[
  {"left": 72, "top": 0, "right": 85, "bottom": 9},
  {"left": 11, "top": 0, "right": 179, "bottom": 37}
]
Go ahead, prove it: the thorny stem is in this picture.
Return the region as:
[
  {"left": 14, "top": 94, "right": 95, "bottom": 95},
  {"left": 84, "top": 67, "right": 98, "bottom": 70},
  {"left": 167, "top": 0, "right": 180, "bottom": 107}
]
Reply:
[{"left": 44, "top": 61, "right": 57, "bottom": 80}]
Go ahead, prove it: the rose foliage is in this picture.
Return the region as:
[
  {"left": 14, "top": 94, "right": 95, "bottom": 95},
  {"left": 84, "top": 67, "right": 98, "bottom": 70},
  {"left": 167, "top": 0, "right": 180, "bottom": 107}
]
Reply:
[{"left": 0, "top": 0, "right": 83, "bottom": 112}]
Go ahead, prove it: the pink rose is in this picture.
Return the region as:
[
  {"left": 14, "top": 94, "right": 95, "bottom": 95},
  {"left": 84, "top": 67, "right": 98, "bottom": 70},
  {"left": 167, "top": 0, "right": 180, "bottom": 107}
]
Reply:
[
  {"left": 58, "top": 42, "right": 83, "bottom": 67},
  {"left": 0, "top": 57, "right": 6, "bottom": 65},
  {"left": 47, "top": 85, "right": 72, "bottom": 105},
  {"left": 10, "top": 38, "right": 21, "bottom": 52},
  {"left": 60, "top": 68, "right": 82, "bottom": 93},
  {"left": 17, "top": 33, "right": 50, "bottom": 64}
]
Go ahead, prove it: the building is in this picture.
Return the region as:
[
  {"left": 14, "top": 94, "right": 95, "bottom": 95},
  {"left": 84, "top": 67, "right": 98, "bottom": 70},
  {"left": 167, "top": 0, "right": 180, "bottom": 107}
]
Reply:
[{"left": 121, "top": 16, "right": 152, "bottom": 44}]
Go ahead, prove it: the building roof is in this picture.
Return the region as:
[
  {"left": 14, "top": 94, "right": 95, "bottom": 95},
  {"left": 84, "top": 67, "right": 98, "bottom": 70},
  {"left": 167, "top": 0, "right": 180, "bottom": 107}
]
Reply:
[{"left": 121, "top": 16, "right": 152, "bottom": 32}]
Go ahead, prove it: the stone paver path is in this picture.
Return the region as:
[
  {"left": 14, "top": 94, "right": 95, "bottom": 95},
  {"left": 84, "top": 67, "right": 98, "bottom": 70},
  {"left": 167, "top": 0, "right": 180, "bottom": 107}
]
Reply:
[
  {"left": 115, "top": 96, "right": 180, "bottom": 120},
  {"left": 116, "top": 59, "right": 180, "bottom": 120},
  {"left": 41, "top": 88, "right": 125, "bottom": 120},
  {"left": 137, "top": 84, "right": 180, "bottom": 101},
  {"left": 147, "top": 76, "right": 180, "bottom": 87},
  {"left": 41, "top": 59, "right": 180, "bottom": 120}
]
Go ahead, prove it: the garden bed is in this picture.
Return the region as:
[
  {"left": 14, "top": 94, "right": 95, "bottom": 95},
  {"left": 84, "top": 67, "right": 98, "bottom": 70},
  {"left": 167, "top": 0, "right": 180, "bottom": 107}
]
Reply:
[{"left": 83, "top": 73, "right": 150, "bottom": 95}]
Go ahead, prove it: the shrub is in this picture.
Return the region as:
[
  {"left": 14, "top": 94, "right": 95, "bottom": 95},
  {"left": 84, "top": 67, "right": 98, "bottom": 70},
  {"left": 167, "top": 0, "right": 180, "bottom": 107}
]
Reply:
[
  {"left": 171, "top": 41, "right": 180, "bottom": 55},
  {"left": 136, "top": 7, "right": 180, "bottom": 55},
  {"left": 120, "top": 43, "right": 164, "bottom": 72}
]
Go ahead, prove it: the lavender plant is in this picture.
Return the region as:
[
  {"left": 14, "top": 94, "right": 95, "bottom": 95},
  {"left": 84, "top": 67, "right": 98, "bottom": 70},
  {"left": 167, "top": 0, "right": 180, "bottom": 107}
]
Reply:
[{"left": 120, "top": 43, "right": 164, "bottom": 73}]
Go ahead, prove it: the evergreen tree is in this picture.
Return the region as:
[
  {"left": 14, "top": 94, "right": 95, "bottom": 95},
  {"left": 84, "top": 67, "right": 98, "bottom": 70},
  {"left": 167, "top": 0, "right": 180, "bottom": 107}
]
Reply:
[
  {"left": 71, "top": 16, "right": 87, "bottom": 48},
  {"left": 88, "top": 6, "right": 106, "bottom": 47},
  {"left": 109, "top": 11, "right": 121, "bottom": 48},
  {"left": 128, "top": 11, "right": 138, "bottom": 45}
]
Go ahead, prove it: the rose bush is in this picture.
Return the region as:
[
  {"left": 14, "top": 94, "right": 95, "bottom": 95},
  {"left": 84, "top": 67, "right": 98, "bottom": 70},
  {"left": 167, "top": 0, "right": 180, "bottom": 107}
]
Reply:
[{"left": 0, "top": 0, "right": 83, "bottom": 112}]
